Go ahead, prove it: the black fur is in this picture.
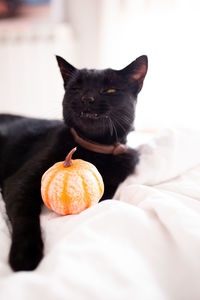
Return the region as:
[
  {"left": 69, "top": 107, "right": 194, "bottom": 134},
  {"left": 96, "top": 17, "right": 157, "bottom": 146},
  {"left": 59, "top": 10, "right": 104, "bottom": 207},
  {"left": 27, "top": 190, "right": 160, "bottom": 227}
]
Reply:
[{"left": 0, "top": 55, "right": 148, "bottom": 271}]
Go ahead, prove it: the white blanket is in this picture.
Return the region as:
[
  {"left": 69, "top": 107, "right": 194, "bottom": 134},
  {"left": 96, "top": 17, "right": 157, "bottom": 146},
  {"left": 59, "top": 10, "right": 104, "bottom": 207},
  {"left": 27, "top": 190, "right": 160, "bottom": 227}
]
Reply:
[{"left": 1, "top": 128, "right": 200, "bottom": 300}]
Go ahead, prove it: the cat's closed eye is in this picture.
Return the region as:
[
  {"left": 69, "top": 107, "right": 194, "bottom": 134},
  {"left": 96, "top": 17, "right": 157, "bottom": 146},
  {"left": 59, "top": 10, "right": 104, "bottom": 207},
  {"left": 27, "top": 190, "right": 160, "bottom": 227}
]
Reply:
[{"left": 71, "top": 87, "right": 82, "bottom": 93}]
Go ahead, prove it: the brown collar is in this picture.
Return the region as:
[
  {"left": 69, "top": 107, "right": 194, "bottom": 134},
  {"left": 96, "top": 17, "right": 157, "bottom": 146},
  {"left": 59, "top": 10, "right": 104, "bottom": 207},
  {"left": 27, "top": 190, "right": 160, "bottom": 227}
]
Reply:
[{"left": 70, "top": 128, "right": 127, "bottom": 155}]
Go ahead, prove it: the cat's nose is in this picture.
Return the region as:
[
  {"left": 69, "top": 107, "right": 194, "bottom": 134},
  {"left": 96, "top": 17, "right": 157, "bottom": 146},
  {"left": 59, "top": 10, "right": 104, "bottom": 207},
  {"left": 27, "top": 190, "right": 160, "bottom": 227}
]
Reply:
[{"left": 81, "top": 96, "right": 95, "bottom": 104}]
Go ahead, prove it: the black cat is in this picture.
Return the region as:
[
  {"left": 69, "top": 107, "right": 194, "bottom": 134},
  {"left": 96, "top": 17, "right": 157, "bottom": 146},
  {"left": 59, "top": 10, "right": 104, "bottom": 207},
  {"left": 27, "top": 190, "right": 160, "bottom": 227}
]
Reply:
[{"left": 0, "top": 55, "right": 148, "bottom": 271}]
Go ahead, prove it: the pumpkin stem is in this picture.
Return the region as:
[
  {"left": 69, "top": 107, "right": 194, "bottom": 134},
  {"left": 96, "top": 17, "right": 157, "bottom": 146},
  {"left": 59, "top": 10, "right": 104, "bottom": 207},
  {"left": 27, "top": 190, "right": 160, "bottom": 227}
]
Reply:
[{"left": 63, "top": 147, "right": 77, "bottom": 168}]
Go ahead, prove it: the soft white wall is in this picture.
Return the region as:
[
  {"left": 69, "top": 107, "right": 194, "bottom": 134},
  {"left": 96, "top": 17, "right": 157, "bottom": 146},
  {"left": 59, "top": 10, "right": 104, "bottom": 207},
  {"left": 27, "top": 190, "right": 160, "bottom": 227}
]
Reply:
[
  {"left": 97, "top": 0, "right": 200, "bottom": 131},
  {"left": 0, "top": 22, "right": 76, "bottom": 119},
  {"left": 64, "top": 0, "right": 103, "bottom": 68}
]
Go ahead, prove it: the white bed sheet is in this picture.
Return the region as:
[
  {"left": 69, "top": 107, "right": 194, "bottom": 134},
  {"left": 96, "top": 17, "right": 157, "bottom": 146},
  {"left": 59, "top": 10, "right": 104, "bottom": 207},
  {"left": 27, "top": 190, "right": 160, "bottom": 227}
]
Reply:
[{"left": 1, "top": 128, "right": 200, "bottom": 300}]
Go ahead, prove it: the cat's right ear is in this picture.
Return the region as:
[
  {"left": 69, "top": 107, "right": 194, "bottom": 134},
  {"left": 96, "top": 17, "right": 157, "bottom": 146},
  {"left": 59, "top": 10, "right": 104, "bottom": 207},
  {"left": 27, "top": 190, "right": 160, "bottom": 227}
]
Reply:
[
  {"left": 56, "top": 56, "right": 76, "bottom": 86},
  {"left": 120, "top": 55, "right": 148, "bottom": 93}
]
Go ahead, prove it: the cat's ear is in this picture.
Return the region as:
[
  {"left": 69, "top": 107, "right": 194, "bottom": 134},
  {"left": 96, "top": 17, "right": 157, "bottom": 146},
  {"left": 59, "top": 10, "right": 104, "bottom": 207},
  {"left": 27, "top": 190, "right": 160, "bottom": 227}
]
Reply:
[
  {"left": 121, "top": 55, "right": 148, "bottom": 93},
  {"left": 56, "top": 55, "right": 76, "bottom": 86}
]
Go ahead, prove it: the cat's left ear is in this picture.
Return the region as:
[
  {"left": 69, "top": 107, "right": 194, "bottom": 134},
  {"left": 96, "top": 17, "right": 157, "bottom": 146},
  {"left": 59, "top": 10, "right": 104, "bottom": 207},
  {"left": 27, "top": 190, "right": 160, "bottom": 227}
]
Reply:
[
  {"left": 121, "top": 55, "right": 148, "bottom": 93},
  {"left": 56, "top": 55, "right": 76, "bottom": 86}
]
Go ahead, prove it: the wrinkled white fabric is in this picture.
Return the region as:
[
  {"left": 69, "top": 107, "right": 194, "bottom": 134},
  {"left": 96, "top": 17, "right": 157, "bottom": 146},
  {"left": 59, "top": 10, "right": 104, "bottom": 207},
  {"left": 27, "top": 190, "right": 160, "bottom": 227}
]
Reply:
[{"left": 1, "top": 128, "right": 200, "bottom": 300}]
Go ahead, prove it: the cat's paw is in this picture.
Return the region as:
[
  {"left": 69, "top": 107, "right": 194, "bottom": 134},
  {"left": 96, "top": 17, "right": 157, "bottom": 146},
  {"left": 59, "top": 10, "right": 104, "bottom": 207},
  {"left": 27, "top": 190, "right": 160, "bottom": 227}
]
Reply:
[{"left": 9, "top": 237, "right": 43, "bottom": 271}]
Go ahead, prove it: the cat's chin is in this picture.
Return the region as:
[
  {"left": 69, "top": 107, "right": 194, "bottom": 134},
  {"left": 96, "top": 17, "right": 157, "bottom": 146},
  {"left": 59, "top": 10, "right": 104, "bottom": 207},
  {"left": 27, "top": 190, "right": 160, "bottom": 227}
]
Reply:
[{"left": 69, "top": 113, "right": 112, "bottom": 142}]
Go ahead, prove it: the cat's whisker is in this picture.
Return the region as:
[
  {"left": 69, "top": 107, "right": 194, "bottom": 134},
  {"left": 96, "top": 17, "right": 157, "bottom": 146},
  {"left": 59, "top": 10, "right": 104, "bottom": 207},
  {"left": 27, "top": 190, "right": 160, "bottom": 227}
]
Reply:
[
  {"left": 108, "top": 117, "right": 118, "bottom": 141},
  {"left": 107, "top": 117, "right": 113, "bottom": 137},
  {"left": 109, "top": 112, "right": 128, "bottom": 133},
  {"left": 102, "top": 117, "right": 106, "bottom": 134},
  {"left": 113, "top": 118, "right": 127, "bottom": 133},
  {"left": 112, "top": 111, "right": 131, "bottom": 125},
  {"left": 109, "top": 119, "right": 114, "bottom": 137}
]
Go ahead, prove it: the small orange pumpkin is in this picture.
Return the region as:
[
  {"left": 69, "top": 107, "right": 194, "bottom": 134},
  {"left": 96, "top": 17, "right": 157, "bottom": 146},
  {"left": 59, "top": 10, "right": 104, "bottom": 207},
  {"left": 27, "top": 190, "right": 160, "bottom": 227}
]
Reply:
[{"left": 41, "top": 148, "right": 104, "bottom": 215}]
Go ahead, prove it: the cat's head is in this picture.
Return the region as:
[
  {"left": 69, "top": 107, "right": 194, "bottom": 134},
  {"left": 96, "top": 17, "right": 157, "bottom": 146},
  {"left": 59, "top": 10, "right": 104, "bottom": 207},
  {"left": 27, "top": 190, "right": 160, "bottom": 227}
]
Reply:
[{"left": 56, "top": 55, "right": 148, "bottom": 144}]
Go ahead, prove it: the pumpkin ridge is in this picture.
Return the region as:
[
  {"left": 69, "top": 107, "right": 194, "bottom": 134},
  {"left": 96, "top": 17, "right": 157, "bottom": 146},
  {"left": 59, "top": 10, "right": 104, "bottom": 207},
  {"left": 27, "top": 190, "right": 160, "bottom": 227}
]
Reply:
[
  {"left": 62, "top": 169, "right": 72, "bottom": 214},
  {"left": 90, "top": 168, "right": 104, "bottom": 198},
  {"left": 79, "top": 174, "right": 90, "bottom": 209},
  {"left": 76, "top": 160, "right": 104, "bottom": 198},
  {"left": 62, "top": 172, "right": 69, "bottom": 214},
  {"left": 78, "top": 164, "right": 104, "bottom": 198},
  {"left": 47, "top": 170, "right": 66, "bottom": 214},
  {"left": 54, "top": 169, "right": 68, "bottom": 212},
  {"left": 63, "top": 172, "right": 85, "bottom": 214},
  {"left": 42, "top": 168, "right": 59, "bottom": 209}
]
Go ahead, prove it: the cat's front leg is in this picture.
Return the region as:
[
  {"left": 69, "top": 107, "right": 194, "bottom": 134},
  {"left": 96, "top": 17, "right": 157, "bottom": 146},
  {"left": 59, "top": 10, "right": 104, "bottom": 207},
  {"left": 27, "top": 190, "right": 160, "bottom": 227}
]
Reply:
[
  {"left": 2, "top": 173, "right": 44, "bottom": 271},
  {"left": 9, "top": 216, "right": 43, "bottom": 271}
]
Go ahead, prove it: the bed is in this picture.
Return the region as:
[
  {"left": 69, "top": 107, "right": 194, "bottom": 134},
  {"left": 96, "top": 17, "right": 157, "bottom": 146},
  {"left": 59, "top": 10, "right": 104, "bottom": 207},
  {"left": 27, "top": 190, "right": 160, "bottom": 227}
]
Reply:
[{"left": 1, "top": 128, "right": 200, "bottom": 300}]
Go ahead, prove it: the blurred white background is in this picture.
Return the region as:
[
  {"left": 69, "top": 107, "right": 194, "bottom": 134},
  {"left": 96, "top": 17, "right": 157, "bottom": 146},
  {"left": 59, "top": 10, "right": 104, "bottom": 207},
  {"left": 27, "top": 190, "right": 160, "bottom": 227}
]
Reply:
[{"left": 0, "top": 0, "right": 200, "bottom": 131}]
